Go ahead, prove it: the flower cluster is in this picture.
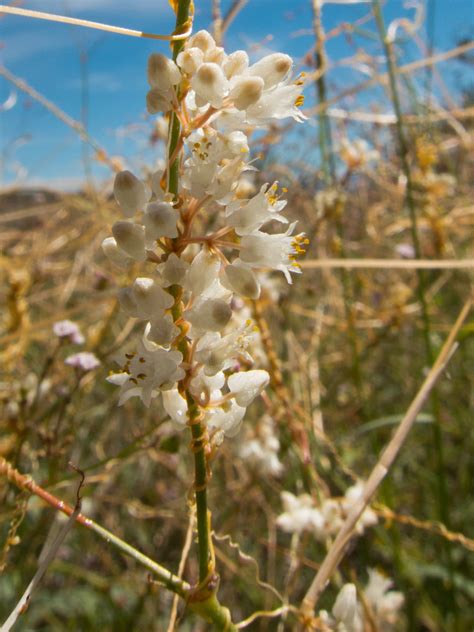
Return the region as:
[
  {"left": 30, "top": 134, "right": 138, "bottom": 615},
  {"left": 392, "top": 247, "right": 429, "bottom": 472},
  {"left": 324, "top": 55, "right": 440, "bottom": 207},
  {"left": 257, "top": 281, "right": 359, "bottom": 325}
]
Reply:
[
  {"left": 276, "top": 483, "right": 378, "bottom": 539},
  {"left": 102, "top": 30, "right": 306, "bottom": 437}
]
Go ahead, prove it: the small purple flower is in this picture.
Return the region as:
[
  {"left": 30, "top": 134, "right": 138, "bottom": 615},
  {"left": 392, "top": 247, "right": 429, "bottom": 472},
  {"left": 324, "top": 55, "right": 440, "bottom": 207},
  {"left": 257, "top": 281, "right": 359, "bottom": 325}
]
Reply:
[
  {"left": 53, "top": 320, "right": 85, "bottom": 345},
  {"left": 395, "top": 243, "right": 415, "bottom": 259},
  {"left": 65, "top": 352, "right": 100, "bottom": 372}
]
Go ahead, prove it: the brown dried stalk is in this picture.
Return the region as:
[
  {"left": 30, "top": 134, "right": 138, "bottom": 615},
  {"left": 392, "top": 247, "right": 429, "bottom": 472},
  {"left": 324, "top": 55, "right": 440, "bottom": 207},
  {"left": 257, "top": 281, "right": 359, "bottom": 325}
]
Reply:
[{"left": 300, "top": 297, "right": 472, "bottom": 615}]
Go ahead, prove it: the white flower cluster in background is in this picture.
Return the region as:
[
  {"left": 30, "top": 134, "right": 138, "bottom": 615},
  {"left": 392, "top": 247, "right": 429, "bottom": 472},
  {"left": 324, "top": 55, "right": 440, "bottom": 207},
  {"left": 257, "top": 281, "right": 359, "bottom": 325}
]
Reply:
[
  {"left": 319, "top": 571, "right": 404, "bottom": 631},
  {"left": 276, "top": 482, "right": 378, "bottom": 539},
  {"left": 102, "top": 30, "right": 307, "bottom": 438},
  {"left": 238, "top": 415, "right": 283, "bottom": 476}
]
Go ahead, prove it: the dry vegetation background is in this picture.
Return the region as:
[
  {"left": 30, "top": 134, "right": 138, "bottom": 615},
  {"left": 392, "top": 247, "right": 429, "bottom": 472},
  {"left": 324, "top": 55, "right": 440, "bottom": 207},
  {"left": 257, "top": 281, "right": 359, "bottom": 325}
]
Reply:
[{"left": 0, "top": 1, "right": 473, "bottom": 630}]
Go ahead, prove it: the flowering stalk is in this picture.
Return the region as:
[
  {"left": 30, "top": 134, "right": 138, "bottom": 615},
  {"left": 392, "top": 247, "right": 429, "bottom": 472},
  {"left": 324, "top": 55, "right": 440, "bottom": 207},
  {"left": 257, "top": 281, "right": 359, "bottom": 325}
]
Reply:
[{"left": 103, "top": 5, "right": 307, "bottom": 625}]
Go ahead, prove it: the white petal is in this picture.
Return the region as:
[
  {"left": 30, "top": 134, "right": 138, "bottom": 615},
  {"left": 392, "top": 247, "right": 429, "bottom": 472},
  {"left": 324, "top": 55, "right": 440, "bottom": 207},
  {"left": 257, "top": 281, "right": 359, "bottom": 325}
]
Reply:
[{"left": 227, "top": 370, "right": 269, "bottom": 406}]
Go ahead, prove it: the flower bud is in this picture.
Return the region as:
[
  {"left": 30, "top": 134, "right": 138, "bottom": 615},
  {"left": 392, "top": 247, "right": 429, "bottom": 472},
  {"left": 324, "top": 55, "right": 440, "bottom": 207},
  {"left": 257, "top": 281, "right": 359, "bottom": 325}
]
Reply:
[
  {"left": 144, "top": 201, "right": 178, "bottom": 241},
  {"left": 177, "top": 47, "right": 204, "bottom": 74},
  {"left": 249, "top": 53, "right": 292, "bottom": 89},
  {"left": 229, "top": 76, "right": 264, "bottom": 110},
  {"left": 158, "top": 252, "right": 189, "bottom": 287},
  {"left": 146, "top": 88, "right": 172, "bottom": 114},
  {"left": 132, "top": 277, "right": 174, "bottom": 316},
  {"left": 191, "top": 63, "right": 229, "bottom": 108},
  {"left": 223, "top": 263, "right": 260, "bottom": 299},
  {"left": 188, "top": 30, "right": 216, "bottom": 53},
  {"left": 102, "top": 236, "right": 132, "bottom": 267},
  {"left": 205, "top": 46, "right": 226, "bottom": 65},
  {"left": 113, "top": 170, "right": 149, "bottom": 216},
  {"left": 223, "top": 50, "right": 249, "bottom": 79},
  {"left": 112, "top": 221, "right": 146, "bottom": 261},
  {"left": 147, "top": 53, "right": 181, "bottom": 88},
  {"left": 118, "top": 287, "right": 138, "bottom": 316},
  {"left": 147, "top": 314, "right": 179, "bottom": 347},
  {"left": 186, "top": 299, "right": 232, "bottom": 332}
]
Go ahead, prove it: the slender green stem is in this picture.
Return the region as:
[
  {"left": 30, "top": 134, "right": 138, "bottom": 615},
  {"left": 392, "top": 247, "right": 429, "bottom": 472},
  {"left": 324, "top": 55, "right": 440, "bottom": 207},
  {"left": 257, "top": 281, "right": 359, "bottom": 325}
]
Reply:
[
  {"left": 0, "top": 457, "right": 189, "bottom": 598},
  {"left": 167, "top": 0, "right": 191, "bottom": 197},
  {"left": 371, "top": 0, "right": 457, "bottom": 623},
  {"left": 187, "top": 395, "right": 211, "bottom": 583}
]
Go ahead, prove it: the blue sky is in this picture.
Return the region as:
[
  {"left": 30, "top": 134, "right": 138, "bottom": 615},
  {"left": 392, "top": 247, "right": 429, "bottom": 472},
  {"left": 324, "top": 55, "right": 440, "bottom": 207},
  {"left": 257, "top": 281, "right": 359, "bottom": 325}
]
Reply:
[{"left": 0, "top": 0, "right": 472, "bottom": 189}]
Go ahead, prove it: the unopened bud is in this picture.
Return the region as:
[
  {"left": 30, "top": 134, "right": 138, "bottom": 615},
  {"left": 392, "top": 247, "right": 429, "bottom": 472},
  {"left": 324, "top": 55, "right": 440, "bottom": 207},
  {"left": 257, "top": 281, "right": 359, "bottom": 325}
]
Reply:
[
  {"left": 191, "top": 63, "right": 229, "bottom": 108},
  {"left": 147, "top": 53, "right": 181, "bottom": 88},
  {"left": 187, "top": 299, "right": 232, "bottom": 332},
  {"left": 223, "top": 263, "right": 260, "bottom": 299},
  {"left": 102, "top": 236, "right": 131, "bottom": 267},
  {"left": 146, "top": 88, "right": 172, "bottom": 114},
  {"left": 132, "top": 277, "right": 174, "bottom": 316},
  {"left": 229, "top": 76, "right": 264, "bottom": 110},
  {"left": 144, "top": 201, "right": 178, "bottom": 241},
  {"left": 113, "top": 170, "right": 149, "bottom": 216},
  {"left": 188, "top": 30, "right": 216, "bottom": 53},
  {"left": 223, "top": 50, "right": 249, "bottom": 79},
  {"left": 177, "top": 47, "right": 204, "bottom": 74},
  {"left": 112, "top": 221, "right": 146, "bottom": 261},
  {"left": 249, "top": 53, "right": 292, "bottom": 89}
]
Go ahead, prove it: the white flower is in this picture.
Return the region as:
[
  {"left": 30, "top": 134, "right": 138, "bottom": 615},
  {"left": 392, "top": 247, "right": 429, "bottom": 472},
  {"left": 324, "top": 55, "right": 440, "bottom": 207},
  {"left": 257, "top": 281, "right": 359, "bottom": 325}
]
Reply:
[
  {"left": 113, "top": 170, "right": 150, "bottom": 217},
  {"left": 107, "top": 336, "right": 184, "bottom": 406},
  {"left": 204, "top": 399, "right": 246, "bottom": 437},
  {"left": 364, "top": 569, "right": 404, "bottom": 625},
  {"left": 189, "top": 368, "right": 225, "bottom": 401},
  {"left": 112, "top": 221, "right": 146, "bottom": 262},
  {"left": 341, "top": 482, "right": 378, "bottom": 533},
  {"left": 276, "top": 491, "right": 325, "bottom": 536},
  {"left": 65, "top": 351, "right": 100, "bottom": 372},
  {"left": 225, "top": 182, "right": 288, "bottom": 235},
  {"left": 53, "top": 320, "right": 84, "bottom": 345},
  {"left": 239, "top": 222, "right": 307, "bottom": 283},
  {"left": 144, "top": 201, "right": 179, "bottom": 241},
  {"left": 209, "top": 157, "right": 248, "bottom": 203},
  {"left": 332, "top": 584, "right": 358, "bottom": 630},
  {"left": 195, "top": 322, "right": 257, "bottom": 376},
  {"left": 227, "top": 369, "right": 269, "bottom": 406},
  {"left": 246, "top": 82, "right": 306, "bottom": 124}
]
